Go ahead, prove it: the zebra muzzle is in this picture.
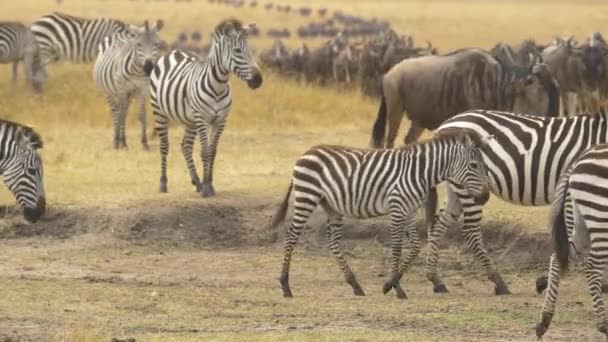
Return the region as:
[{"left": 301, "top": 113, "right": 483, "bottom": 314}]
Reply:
[
  {"left": 247, "top": 72, "right": 263, "bottom": 89},
  {"left": 144, "top": 60, "right": 155, "bottom": 76},
  {"left": 23, "top": 196, "right": 46, "bottom": 223}
]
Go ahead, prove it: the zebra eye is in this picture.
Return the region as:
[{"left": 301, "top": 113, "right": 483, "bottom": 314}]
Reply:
[{"left": 470, "top": 162, "right": 478, "bottom": 170}]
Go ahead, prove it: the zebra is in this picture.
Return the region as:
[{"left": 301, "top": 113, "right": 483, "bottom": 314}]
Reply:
[
  {"left": 536, "top": 144, "right": 608, "bottom": 339},
  {"left": 407, "top": 110, "right": 608, "bottom": 297},
  {"left": 94, "top": 20, "right": 164, "bottom": 150},
  {"left": 270, "top": 131, "right": 491, "bottom": 299},
  {"left": 31, "top": 12, "right": 128, "bottom": 66},
  {"left": 0, "top": 22, "right": 47, "bottom": 91},
  {"left": 0, "top": 119, "right": 46, "bottom": 223},
  {"left": 149, "top": 19, "right": 263, "bottom": 197}
]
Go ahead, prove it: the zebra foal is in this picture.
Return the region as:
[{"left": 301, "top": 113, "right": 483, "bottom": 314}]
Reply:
[
  {"left": 94, "top": 20, "right": 164, "bottom": 150},
  {"left": 150, "top": 19, "right": 262, "bottom": 197},
  {"left": 0, "top": 119, "right": 46, "bottom": 223},
  {"left": 0, "top": 22, "right": 47, "bottom": 91},
  {"left": 271, "top": 131, "right": 491, "bottom": 299},
  {"left": 536, "top": 144, "right": 608, "bottom": 339}
]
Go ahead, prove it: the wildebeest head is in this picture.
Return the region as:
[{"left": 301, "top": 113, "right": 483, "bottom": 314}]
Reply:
[
  {"left": 580, "top": 45, "right": 607, "bottom": 89},
  {"left": 513, "top": 63, "right": 560, "bottom": 117},
  {"left": 128, "top": 19, "right": 164, "bottom": 76}
]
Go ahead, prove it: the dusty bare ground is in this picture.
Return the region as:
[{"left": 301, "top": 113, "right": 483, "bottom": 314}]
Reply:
[{"left": 0, "top": 199, "right": 602, "bottom": 341}]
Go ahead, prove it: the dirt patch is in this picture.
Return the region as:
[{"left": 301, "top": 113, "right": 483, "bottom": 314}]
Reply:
[{"left": 0, "top": 199, "right": 278, "bottom": 248}]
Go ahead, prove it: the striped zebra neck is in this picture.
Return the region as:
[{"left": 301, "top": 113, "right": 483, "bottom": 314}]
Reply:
[
  {"left": 121, "top": 40, "right": 146, "bottom": 78},
  {"left": 206, "top": 35, "right": 231, "bottom": 81},
  {"left": 398, "top": 137, "right": 462, "bottom": 189}
]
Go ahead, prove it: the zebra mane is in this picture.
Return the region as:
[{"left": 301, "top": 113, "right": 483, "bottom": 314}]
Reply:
[
  {"left": 215, "top": 18, "right": 244, "bottom": 35},
  {"left": 0, "top": 119, "right": 43, "bottom": 149}
]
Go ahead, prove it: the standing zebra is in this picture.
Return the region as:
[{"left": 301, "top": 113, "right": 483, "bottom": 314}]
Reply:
[
  {"left": 271, "top": 131, "right": 490, "bottom": 299},
  {"left": 409, "top": 110, "right": 608, "bottom": 297},
  {"left": 0, "top": 22, "right": 47, "bottom": 91},
  {"left": 94, "top": 20, "right": 164, "bottom": 150},
  {"left": 0, "top": 119, "right": 46, "bottom": 223},
  {"left": 31, "top": 12, "right": 128, "bottom": 66},
  {"left": 150, "top": 19, "right": 263, "bottom": 197},
  {"left": 536, "top": 144, "right": 608, "bottom": 339}
]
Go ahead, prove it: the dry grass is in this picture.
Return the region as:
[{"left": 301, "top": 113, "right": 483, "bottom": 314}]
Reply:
[{"left": 0, "top": 0, "right": 605, "bottom": 341}]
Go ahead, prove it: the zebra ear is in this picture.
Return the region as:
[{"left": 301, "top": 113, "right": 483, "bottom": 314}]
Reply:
[
  {"left": 155, "top": 19, "right": 164, "bottom": 32},
  {"left": 14, "top": 128, "right": 28, "bottom": 152}
]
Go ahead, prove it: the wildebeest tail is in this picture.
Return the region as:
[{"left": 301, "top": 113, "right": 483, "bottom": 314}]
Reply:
[
  {"left": 371, "top": 85, "right": 387, "bottom": 148},
  {"left": 270, "top": 181, "right": 293, "bottom": 229},
  {"left": 552, "top": 170, "right": 571, "bottom": 273}
]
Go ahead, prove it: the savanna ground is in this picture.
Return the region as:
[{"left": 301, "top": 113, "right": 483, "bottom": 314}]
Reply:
[{"left": 1, "top": 0, "right": 608, "bottom": 340}]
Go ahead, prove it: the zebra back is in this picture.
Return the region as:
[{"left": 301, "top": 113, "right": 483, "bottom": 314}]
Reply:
[{"left": 31, "top": 12, "right": 128, "bottom": 64}]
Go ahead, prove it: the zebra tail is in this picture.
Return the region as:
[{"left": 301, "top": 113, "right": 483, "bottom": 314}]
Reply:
[
  {"left": 552, "top": 171, "right": 571, "bottom": 273},
  {"left": 425, "top": 187, "right": 438, "bottom": 231},
  {"left": 270, "top": 181, "right": 293, "bottom": 229},
  {"left": 370, "top": 86, "right": 387, "bottom": 148}
]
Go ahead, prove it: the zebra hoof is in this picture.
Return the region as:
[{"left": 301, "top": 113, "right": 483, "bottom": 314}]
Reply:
[
  {"left": 382, "top": 281, "right": 393, "bottom": 295},
  {"left": 201, "top": 184, "right": 216, "bottom": 198},
  {"left": 494, "top": 285, "right": 511, "bottom": 295},
  {"left": 433, "top": 283, "right": 449, "bottom": 293},
  {"left": 394, "top": 287, "right": 407, "bottom": 299},
  {"left": 142, "top": 142, "right": 150, "bottom": 151},
  {"left": 159, "top": 183, "right": 168, "bottom": 193},
  {"left": 353, "top": 287, "right": 366, "bottom": 296},
  {"left": 536, "top": 275, "right": 548, "bottom": 294},
  {"left": 535, "top": 322, "right": 548, "bottom": 338}
]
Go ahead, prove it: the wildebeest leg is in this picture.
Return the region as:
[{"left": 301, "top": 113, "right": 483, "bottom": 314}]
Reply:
[
  {"left": 324, "top": 209, "right": 365, "bottom": 296},
  {"left": 403, "top": 121, "right": 424, "bottom": 145},
  {"left": 12, "top": 61, "right": 18, "bottom": 84},
  {"left": 384, "top": 85, "right": 403, "bottom": 148},
  {"left": 344, "top": 64, "right": 350, "bottom": 83},
  {"left": 426, "top": 184, "right": 462, "bottom": 293},
  {"left": 181, "top": 127, "right": 202, "bottom": 192},
  {"left": 535, "top": 253, "right": 561, "bottom": 338},
  {"left": 382, "top": 202, "right": 409, "bottom": 299}
]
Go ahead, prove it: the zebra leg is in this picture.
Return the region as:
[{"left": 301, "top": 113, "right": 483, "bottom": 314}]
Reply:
[
  {"left": 426, "top": 185, "right": 462, "bottom": 293},
  {"left": 137, "top": 89, "right": 149, "bottom": 150},
  {"left": 12, "top": 61, "right": 18, "bottom": 84},
  {"left": 325, "top": 212, "right": 365, "bottom": 296},
  {"left": 585, "top": 254, "right": 608, "bottom": 337},
  {"left": 156, "top": 122, "right": 169, "bottom": 193},
  {"left": 382, "top": 207, "right": 408, "bottom": 299},
  {"left": 384, "top": 216, "right": 419, "bottom": 297},
  {"left": 118, "top": 98, "right": 131, "bottom": 149},
  {"left": 200, "top": 120, "right": 226, "bottom": 198},
  {"left": 181, "top": 127, "right": 202, "bottom": 192},
  {"left": 535, "top": 253, "right": 561, "bottom": 338},
  {"left": 460, "top": 194, "right": 511, "bottom": 295},
  {"left": 107, "top": 96, "right": 122, "bottom": 149},
  {"left": 280, "top": 193, "right": 320, "bottom": 298}
]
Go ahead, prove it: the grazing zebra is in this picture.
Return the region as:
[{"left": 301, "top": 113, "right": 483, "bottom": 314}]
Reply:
[
  {"left": 31, "top": 12, "right": 128, "bottom": 66},
  {"left": 94, "top": 20, "right": 164, "bottom": 150},
  {"left": 0, "top": 22, "right": 47, "bottom": 91},
  {"left": 0, "top": 119, "right": 46, "bottom": 223},
  {"left": 536, "top": 144, "right": 608, "bottom": 339},
  {"left": 414, "top": 110, "right": 608, "bottom": 297},
  {"left": 149, "top": 19, "right": 263, "bottom": 197},
  {"left": 270, "top": 131, "right": 491, "bottom": 299}
]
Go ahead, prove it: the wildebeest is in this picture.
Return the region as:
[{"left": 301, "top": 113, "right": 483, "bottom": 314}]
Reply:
[
  {"left": 370, "top": 49, "right": 560, "bottom": 148},
  {"left": 264, "top": 2, "right": 273, "bottom": 10},
  {"left": 318, "top": 8, "right": 327, "bottom": 16},
  {"left": 541, "top": 37, "right": 608, "bottom": 115},
  {"left": 298, "top": 7, "right": 312, "bottom": 16}
]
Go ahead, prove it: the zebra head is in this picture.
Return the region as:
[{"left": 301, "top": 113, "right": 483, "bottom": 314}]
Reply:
[
  {"left": 128, "top": 19, "right": 164, "bottom": 76},
  {"left": 449, "top": 131, "right": 491, "bottom": 204},
  {"left": 3, "top": 126, "right": 45, "bottom": 223},
  {"left": 213, "top": 19, "right": 263, "bottom": 89}
]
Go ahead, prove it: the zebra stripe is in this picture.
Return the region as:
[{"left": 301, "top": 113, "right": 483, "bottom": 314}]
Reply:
[
  {"left": 150, "top": 19, "right": 262, "bottom": 197},
  {"left": 270, "top": 132, "right": 490, "bottom": 299},
  {"left": 0, "top": 119, "right": 46, "bottom": 223},
  {"left": 421, "top": 110, "right": 608, "bottom": 296},
  {"left": 31, "top": 12, "right": 127, "bottom": 65},
  {"left": 93, "top": 20, "right": 164, "bottom": 150},
  {"left": 0, "top": 22, "right": 47, "bottom": 91},
  {"left": 536, "top": 144, "right": 608, "bottom": 339}
]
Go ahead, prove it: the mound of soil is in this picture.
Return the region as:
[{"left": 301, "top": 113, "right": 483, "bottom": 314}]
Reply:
[{"left": 0, "top": 200, "right": 552, "bottom": 268}]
